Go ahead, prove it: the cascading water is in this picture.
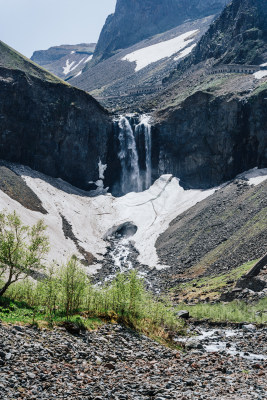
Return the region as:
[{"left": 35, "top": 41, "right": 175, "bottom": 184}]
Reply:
[
  {"left": 136, "top": 115, "right": 152, "bottom": 189},
  {"left": 118, "top": 116, "right": 142, "bottom": 194},
  {"left": 116, "top": 114, "right": 152, "bottom": 195}
]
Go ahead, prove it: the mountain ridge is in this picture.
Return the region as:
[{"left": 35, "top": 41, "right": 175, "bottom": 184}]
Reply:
[{"left": 94, "top": 0, "right": 229, "bottom": 62}]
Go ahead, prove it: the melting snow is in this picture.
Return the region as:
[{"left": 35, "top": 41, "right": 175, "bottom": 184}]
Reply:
[
  {"left": 253, "top": 70, "right": 267, "bottom": 79},
  {"left": 74, "top": 71, "right": 82, "bottom": 78},
  {"left": 173, "top": 43, "right": 196, "bottom": 61},
  {"left": 62, "top": 58, "right": 85, "bottom": 75},
  {"left": 122, "top": 30, "right": 199, "bottom": 72},
  {"left": 63, "top": 59, "right": 76, "bottom": 75},
  {"left": 238, "top": 167, "right": 267, "bottom": 185},
  {"left": 1, "top": 166, "right": 265, "bottom": 272},
  {"left": 84, "top": 55, "right": 93, "bottom": 63},
  {"left": 0, "top": 167, "right": 215, "bottom": 270}
]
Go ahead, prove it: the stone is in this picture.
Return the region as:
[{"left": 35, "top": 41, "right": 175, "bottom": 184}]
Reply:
[{"left": 177, "top": 310, "right": 190, "bottom": 319}]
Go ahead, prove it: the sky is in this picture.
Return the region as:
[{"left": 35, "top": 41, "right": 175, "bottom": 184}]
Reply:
[{"left": 0, "top": 0, "right": 116, "bottom": 58}]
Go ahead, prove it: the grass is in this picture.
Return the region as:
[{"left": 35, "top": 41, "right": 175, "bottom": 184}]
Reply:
[
  {"left": 0, "top": 297, "right": 103, "bottom": 330},
  {"left": 176, "top": 297, "right": 267, "bottom": 324},
  {"left": 0, "top": 269, "right": 185, "bottom": 346},
  {"left": 171, "top": 259, "right": 258, "bottom": 302},
  {"left": 0, "top": 40, "right": 69, "bottom": 85}
]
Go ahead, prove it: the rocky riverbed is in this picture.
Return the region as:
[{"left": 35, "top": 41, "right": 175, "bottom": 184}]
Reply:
[{"left": 0, "top": 322, "right": 266, "bottom": 399}]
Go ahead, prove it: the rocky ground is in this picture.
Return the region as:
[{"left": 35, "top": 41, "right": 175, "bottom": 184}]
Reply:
[{"left": 0, "top": 321, "right": 266, "bottom": 399}]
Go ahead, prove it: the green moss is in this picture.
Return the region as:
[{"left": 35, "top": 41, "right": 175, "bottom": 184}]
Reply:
[
  {"left": 176, "top": 297, "right": 267, "bottom": 323},
  {"left": 171, "top": 259, "right": 258, "bottom": 301}
]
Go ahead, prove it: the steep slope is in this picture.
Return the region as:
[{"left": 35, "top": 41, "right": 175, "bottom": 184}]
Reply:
[
  {"left": 156, "top": 172, "right": 267, "bottom": 288},
  {"left": 70, "top": 16, "right": 214, "bottom": 108},
  {"left": 94, "top": 0, "right": 228, "bottom": 62},
  {"left": 182, "top": 0, "right": 267, "bottom": 67},
  {"left": 141, "top": 0, "right": 267, "bottom": 190},
  {"left": 31, "top": 43, "right": 96, "bottom": 79},
  {"left": 0, "top": 40, "right": 112, "bottom": 190}
]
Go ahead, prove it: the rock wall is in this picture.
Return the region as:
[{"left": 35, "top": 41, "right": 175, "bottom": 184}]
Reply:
[
  {"left": 154, "top": 88, "right": 267, "bottom": 189},
  {"left": 182, "top": 0, "right": 267, "bottom": 68},
  {"left": 0, "top": 66, "right": 112, "bottom": 190}
]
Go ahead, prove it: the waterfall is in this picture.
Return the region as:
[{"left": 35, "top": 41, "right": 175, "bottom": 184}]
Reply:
[
  {"left": 116, "top": 115, "right": 152, "bottom": 195},
  {"left": 138, "top": 115, "right": 152, "bottom": 189},
  {"left": 117, "top": 116, "right": 142, "bottom": 194}
]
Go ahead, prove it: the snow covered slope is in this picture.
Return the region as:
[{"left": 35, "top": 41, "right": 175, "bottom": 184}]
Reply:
[
  {"left": 31, "top": 43, "right": 96, "bottom": 79},
  {"left": 122, "top": 30, "right": 198, "bottom": 72},
  {"left": 0, "top": 165, "right": 217, "bottom": 271},
  {"left": 70, "top": 16, "right": 215, "bottom": 107},
  {"left": 0, "top": 165, "right": 266, "bottom": 276}
]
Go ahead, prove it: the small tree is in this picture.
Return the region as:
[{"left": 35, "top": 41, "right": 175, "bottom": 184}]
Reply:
[
  {"left": 59, "top": 256, "right": 88, "bottom": 318},
  {"left": 0, "top": 211, "right": 49, "bottom": 296}
]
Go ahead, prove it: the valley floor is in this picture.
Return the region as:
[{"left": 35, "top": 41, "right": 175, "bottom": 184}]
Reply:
[{"left": 0, "top": 322, "right": 266, "bottom": 400}]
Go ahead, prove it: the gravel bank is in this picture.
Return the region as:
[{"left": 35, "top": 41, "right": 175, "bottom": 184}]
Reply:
[{"left": 0, "top": 322, "right": 266, "bottom": 399}]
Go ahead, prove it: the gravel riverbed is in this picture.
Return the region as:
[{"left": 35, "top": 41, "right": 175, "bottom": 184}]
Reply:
[{"left": 0, "top": 322, "right": 266, "bottom": 399}]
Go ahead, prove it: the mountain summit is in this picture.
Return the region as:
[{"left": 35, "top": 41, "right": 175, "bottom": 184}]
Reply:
[{"left": 94, "top": 0, "right": 228, "bottom": 61}]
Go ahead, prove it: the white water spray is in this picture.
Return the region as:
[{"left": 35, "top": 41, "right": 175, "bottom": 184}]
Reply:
[
  {"left": 116, "top": 115, "right": 152, "bottom": 194},
  {"left": 137, "top": 115, "right": 152, "bottom": 189},
  {"left": 118, "top": 116, "right": 142, "bottom": 194}
]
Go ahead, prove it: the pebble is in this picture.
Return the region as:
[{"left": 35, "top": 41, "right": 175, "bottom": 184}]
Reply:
[{"left": 0, "top": 322, "right": 266, "bottom": 399}]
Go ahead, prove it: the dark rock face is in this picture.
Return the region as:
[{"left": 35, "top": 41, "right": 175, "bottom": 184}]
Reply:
[
  {"left": 0, "top": 41, "right": 112, "bottom": 191},
  {"left": 94, "top": 0, "right": 228, "bottom": 61},
  {"left": 183, "top": 0, "right": 267, "bottom": 67},
  {"left": 154, "top": 89, "right": 267, "bottom": 189}
]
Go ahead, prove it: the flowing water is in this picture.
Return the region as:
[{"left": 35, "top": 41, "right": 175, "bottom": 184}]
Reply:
[{"left": 116, "top": 114, "right": 152, "bottom": 195}]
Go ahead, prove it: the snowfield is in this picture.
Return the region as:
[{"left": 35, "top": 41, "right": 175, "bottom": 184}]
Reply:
[
  {"left": 253, "top": 70, "right": 267, "bottom": 80},
  {"left": 0, "top": 166, "right": 265, "bottom": 273},
  {"left": 122, "top": 30, "right": 199, "bottom": 72}
]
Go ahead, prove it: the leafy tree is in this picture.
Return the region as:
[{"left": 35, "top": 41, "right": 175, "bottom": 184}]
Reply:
[
  {"left": 0, "top": 211, "right": 49, "bottom": 296},
  {"left": 59, "top": 256, "right": 88, "bottom": 318}
]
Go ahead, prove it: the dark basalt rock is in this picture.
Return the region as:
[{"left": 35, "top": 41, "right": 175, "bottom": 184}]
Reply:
[
  {"left": 154, "top": 89, "right": 267, "bottom": 189},
  {"left": 0, "top": 41, "right": 113, "bottom": 191},
  {"left": 182, "top": 0, "right": 267, "bottom": 68},
  {"left": 94, "top": 0, "right": 228, "bottom": 62}
]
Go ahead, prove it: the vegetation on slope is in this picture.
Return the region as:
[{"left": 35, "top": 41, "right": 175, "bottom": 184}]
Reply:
[{"left": 0, "top": 40, "right": 65, "bottom": 84}]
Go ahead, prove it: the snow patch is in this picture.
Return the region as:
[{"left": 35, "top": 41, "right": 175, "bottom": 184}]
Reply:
[
  {"left": 122, "top": 30, "right": 199, "bottom": 72},
  {"left": 2, "top": 166, "right": 265, "bottom": 273},
  {"left": 63, "top": 59, "right": 75, "bottom": 75},
  {"left": 70, "top": 51, "right": 75, "bottom": 54},
  {"left": 74, "top": 71, "right": 82, "bottom": 78},
  {"left": 173, "top": 43, "right": 196, "bottom": 61},
  {"left": 238, "top": 167, "right": 267, "bottom": 185},
  {"left": 63, "top": 58, "right": 85, "bottom": 75},
  {"left": 98, "top": 160, "right": 107, "bottom": 180},
  {"left": 84, "top": 55, "right": 93, "bottom": 63},
  {"left": 0, "top": 166, "right": 215, "bottom": 270},
  {"left": 253, "top": 70, "right": 267, "bottom": 79},
  {"left": 260, "top": 62, "right": 267, "bottom": 67}
]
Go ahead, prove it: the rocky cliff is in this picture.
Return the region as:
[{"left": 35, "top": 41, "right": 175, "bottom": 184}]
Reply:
[
  {"left": 94, "top": 0, "right": 228, "bottom": 62},
  {"left": 153, "top": 79, "right": 267, "bottom": 189},
  {"left": 0, "top": 40, "right": 112, "bottom": 190},
  {"left": 182, "top": 0, "right": 267, "bottom": 68}
]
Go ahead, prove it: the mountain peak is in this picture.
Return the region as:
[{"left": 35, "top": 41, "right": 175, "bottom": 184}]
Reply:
[{"left": 94, "top": 0, "right": 228, "bottom": 62}]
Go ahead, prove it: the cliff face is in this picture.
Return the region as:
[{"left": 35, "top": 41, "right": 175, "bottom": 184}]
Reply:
[
  {"left": 0, "top": 41, "right": 112, "bottom": 190},
  {"left": 183, "top": 0, "right": 267, "bottom": 66},
  {"left": 94, "top": 0, "right": 228, "bottom": 61},
  {"left": 154, "top": 85, "right": 267, "bottom": 189}
]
